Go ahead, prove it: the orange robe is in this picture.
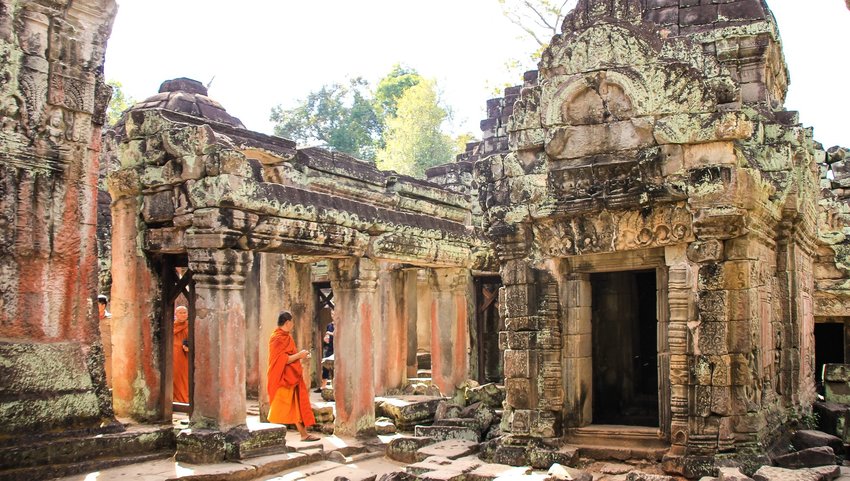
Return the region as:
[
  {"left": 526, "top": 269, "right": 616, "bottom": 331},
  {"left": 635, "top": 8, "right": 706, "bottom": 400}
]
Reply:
[
  {"left": 173, "top": 320, "right": 189, "bottom": 403},
  {"left": 267, "top": 328, "right": 315, "bottom": 426}
]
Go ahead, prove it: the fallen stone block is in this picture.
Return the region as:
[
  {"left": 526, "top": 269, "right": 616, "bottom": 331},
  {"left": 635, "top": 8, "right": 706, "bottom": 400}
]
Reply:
[
  {"left": 493, "top": 444, "right": 528, "bottom": 466},
  {"left": 467, "top": 462, "right": 532, "bottom": 481},
  {"left": 792, "top": 430, "right": 845, "bottom": 455},
  {"left": 415, "top": 425, "right": 479, "bottom": 442},
  {"left": 548, "top": 463, "right": 592, "bottom": 481},
  {"left": 376, "top": 417, "right": 397, "bottom": 435},
  {"left": 435, "top": 400, "right": 464, "bottom": 421},
  {"left": 407, "top": 455, "right": 483, "bottom": 476},
  {"left": 753, "top": 465, "right": 840, "bottom": 481},
  {"left": 378, "top": 472, "right": 417, "bottom": 481},
  {"left": 379, "top": 396, "right": 444, "bottom": 430},
  {"left": 718, "top": 467, "right": 755, "bottom": 481},
  {"left": 529, "top": 445, "right": 578, "bottom": 469},
  {"left": 461, "top": 402, "right": 498, "bottom": 432},
  {"left": 774, "top": 447, "right": 837, "bottom": 469},
  {"left": 387, "top": 436, "right": 437, "bottom": 464},
  {"left": 466, "top": 383, "right": 505, "bottom": 408},
  {"left": 434, "top": 417, "right": 485, "bottom": 432},
  {"left": 416, "top": 439, "right": 479, "bottom": 462},
  {"left": 626, "top": 471, "right": 676, "bottom": 481}
]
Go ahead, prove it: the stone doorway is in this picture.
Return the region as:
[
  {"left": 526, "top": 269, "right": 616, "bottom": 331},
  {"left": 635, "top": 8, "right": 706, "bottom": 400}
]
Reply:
[
  {"left": 588, "top": 269, "right": 659, "bottom": 427},
  {"left": 314, "top": 282, "right": 335, "bottom": 388},
  {"left": 161, "top": 255, "right": 196, "bottom": 415},
  {"left": 474, "top": 276, "right": 503, "bottom": 384},
  {"left": 814, "top": 318, "right": 848, "bottom": 386}
]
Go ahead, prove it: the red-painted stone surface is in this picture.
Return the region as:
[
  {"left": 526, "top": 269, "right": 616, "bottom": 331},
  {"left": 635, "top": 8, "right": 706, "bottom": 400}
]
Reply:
[{"left": 0, "top": 0, "right": 118, "bottom": 441}]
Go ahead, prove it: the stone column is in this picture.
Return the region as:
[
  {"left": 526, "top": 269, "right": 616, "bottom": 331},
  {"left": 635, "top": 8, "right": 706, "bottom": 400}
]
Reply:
[
  {"left": 376, "top": 263, "right": 407, "bottom": 394},
  {"left": 185, "top": 248, "right": 252, "bottom": 435},
  {"left": 405, "top": 269, "right": 419, "bottom": 379},
  {"left": 257, "top": 253, "right": 287, "bottom": 421},
  {"left": 328, "top": 257, "right": 378, "bottom": 438},
  {"left": 282, "top": 261, "right": 316, "bottom": 388},
  {"left": 186, "top": 248, "right": 252, "bottom": 431},
  {"left": 109, "top": 185, "right": 166, "bottom": 421},
  {"left": 416, "top": 269, "right": 433, "bottom": 360},
  {"left": 430, "top": 267, "right": 473, "bottom": 395},
  {"left": 244, "top": 253, "right": 261, "bottom": 399}
]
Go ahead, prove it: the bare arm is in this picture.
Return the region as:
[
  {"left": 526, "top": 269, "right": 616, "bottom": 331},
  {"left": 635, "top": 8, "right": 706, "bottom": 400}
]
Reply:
[{"left": 286, "top": 349, "right": 310, "bottom": 364}]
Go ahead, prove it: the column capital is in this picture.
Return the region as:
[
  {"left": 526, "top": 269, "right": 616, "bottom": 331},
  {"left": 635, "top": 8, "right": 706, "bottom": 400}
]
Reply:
[
  {"left": 188, "top": 248, "right": 253, "bottom": 290},
  {"left": 327, "top": 257, "right": 378, "bottom": 291}
]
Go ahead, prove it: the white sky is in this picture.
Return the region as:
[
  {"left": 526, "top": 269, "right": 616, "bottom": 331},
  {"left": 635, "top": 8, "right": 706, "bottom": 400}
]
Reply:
[{"left": 104, "top": 1, "right": 849, "bottom": 149}]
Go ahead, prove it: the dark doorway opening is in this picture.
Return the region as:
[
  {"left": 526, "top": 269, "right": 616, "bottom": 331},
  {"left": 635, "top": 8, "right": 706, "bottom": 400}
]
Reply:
[
  {"left": 314, "top": 281, "right": 334, "bottom": 388},
  {"left": 161, "top": 254, "right": 195, "bottom": 415},
  {"left": 591, "top": 270, "right": 658, "bottom": 427},
  {"left": 815, "top": 321, "right": 845, "bottom": 385},
  {"left": 474, "top": 276, "right": 503, "bottom": 384}
]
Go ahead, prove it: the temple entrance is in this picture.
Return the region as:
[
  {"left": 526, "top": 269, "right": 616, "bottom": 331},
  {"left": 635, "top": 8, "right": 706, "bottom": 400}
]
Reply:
[
  {"left": 314, "top": 282, "right": 335, "bottom": 388},
  {"left": 474, "top": 276, "right": 503, "bottom": 383},
  {"left": 814, "top": 318, "right": 848, "bottom": 385},
  {"left": 590, "top": 270, "right": 658, "bottom": 427},
  {"left": 161, "top": 255, "right": 196, "bottom": 414}
]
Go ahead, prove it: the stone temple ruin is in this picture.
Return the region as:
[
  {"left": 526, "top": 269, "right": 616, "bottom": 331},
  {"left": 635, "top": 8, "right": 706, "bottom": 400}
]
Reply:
[{"left": 2, "top": 0, "right": 850, "bottom": 480}]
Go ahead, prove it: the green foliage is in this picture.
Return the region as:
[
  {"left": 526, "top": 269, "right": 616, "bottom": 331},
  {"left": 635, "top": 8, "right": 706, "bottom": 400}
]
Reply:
[
  {"left": 375, "top": 80, "right": 456, "bottom": 177},
  {"left": 373, "top": 64, "right": 421, "bottom": 128},
  {"left": 270, "top": 78, "right": 380, "bottom": 160},
  {"left": 106, "top": 80, "right": 135, "bottom": 126}
]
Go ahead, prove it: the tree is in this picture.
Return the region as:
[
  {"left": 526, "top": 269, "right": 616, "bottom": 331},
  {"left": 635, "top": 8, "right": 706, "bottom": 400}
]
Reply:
[
  {"left": 498, "top": 0, "right": 575, "bottom": 50},
  {"left": 270, "top": 78, "right": 380, "bottom": 160},
  {"left": 106, "top": 80, "right": 135, "bottom": 126},
  {"left": 373, "top": 64, "right": 421, "bottom": 127},
  {"left": 375, "top": 80, "right": 456, "bottom": 177}
]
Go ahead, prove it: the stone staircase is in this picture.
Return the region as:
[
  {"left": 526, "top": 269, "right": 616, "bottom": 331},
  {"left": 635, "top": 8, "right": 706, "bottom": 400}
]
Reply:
[
  {"left": 564, "top": 425, "right": 669, "bottom": 462},
  {"left": 0, "top": 423, "right": 175, "bottom": 481}
]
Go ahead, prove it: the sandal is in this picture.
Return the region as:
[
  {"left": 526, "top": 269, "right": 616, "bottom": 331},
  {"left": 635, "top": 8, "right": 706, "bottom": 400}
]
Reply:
[{"left": 300, "top": 434, "right": 321, "bottom": 442}]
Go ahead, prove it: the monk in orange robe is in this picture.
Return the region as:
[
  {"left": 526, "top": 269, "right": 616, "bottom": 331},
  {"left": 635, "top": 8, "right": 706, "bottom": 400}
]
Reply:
[
  {"left": 267, "top": 311, "right": 319, "bottom": 441},
  {"left": 173, "top": 306, "right": 190, "bottom": 403}
]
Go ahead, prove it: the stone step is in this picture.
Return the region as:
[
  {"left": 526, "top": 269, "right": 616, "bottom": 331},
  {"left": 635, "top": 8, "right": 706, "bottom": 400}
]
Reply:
[
  {"left": 574, "top": 444, "right": 668, "bottom": 462},
  {"left": 566, "top": 425, "right": 669, "bottom": 450},
  {"left": 414, "top": 425, "right": 479, "bottom": 443},
  {"left": 0, "top": 423, "right": 174, "bottom": 472},
  {"left": 0, "top": 450, "right": 172, "bottom": 481}
]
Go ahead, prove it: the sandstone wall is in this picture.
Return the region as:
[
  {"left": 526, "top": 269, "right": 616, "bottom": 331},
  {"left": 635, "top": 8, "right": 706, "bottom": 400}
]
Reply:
[{"left": 0, "top": 0, "right": 118, "bottom": 439}]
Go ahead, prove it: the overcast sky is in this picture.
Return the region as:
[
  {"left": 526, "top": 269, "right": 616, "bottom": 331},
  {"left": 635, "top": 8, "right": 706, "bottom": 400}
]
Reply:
[{"left": 104, "top": 1, "right": 849, "bottom": 149}]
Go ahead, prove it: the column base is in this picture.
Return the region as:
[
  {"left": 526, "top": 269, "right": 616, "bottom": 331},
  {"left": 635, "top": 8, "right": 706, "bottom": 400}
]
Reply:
[{"left": 175, "top": 423, "right": 288, "bottom": 464}]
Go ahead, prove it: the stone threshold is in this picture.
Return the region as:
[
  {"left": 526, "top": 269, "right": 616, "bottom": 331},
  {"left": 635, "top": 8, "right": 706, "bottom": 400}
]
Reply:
[{"left": 565, "top": 425, "right": 669, "bottom": 462}]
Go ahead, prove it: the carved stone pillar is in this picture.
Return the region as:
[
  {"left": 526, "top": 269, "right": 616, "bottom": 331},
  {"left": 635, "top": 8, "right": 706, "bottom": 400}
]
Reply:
[
  {"left": 282, "top": 260, "right": 316, "bottom": 388},
  {"left": 430, "top": 267, "right": 473, "bottom": 395},
  {"left": 109, "top": 177, "right": 166, "bottom": 421},
  {"left": 404, "top": 269, "right": 419, "bottom": 379},
  {"left": 257, "top": 253, "right": 288, "bottom": 421},
  {"left": 176, "top": 248, "right": 252, "bottom": 463},
  {"left": 416, "top": 269, "right": 433, "bottom": 356},
  {"left": 376, "top": 262, "right": 407, "bottom": 394},
  {"left": 186, "top": 248, "right": 252, "bottom": 431},
  {"left": 328, "top": 257, "right": 378, "bottom": 438}
]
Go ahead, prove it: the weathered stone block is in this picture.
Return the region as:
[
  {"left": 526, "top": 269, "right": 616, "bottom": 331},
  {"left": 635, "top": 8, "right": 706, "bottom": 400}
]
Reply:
[
  {"left": 416, "top": 439, "right": 479, "bottom": 462},
  {"left": 414, "top": 425, "right": 479, "bottom": 443},
  {"left": 387, "top": 436, "right": 438, "bottom": 464},
  {"left": 792, "top": 430, "right": 845, "bottom": 455},
  {"left": 530, "top": 446, "right": 578, "bottom": 469},
  {"left": 175, "top": 429, "right": 226, "bottom": 464},
  {"left": 773, "top": 446, "right": 836, "bottom": 469},
  {"left": 752, "top": 465, "right": 840, "bottom": 481},
  {"left": 224, "top": 424, "right": 288, "bottom": 460}
]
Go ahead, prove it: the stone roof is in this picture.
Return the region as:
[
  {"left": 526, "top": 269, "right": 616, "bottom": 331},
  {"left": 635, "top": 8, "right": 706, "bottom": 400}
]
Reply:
[{"left": 124, "top": 77, "right": 245, "bottom": 129}]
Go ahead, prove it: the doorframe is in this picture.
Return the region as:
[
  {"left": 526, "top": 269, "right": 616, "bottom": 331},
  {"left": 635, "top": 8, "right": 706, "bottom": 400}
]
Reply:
[{"left": 561, "top": 248, "right": 671, "bottom": 440}]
